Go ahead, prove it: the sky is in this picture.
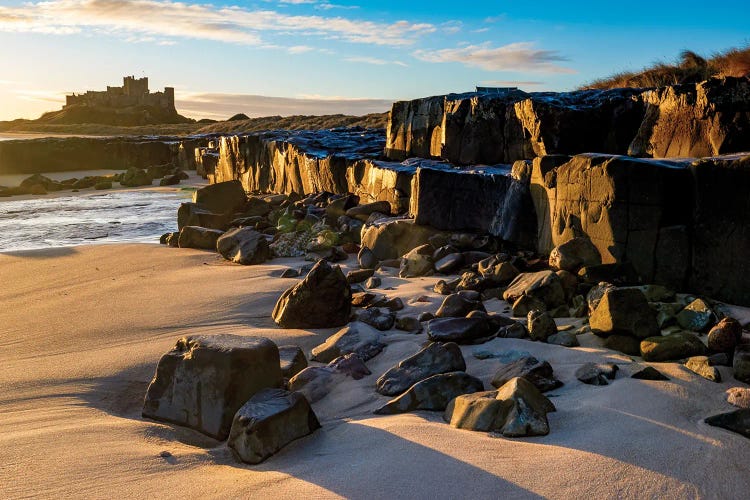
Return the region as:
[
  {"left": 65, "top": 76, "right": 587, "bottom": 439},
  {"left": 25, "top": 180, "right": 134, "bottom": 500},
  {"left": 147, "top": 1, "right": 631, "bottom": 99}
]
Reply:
[{"left": 0, "top": 0, "right": 748, "bottom": 121}]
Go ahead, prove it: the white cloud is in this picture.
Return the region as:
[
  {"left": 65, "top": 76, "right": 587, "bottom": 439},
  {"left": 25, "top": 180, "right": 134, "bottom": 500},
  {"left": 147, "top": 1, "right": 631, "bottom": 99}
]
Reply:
[
  {"left": 0, "top": 0, "right": 433, "bottom": 47},
  {"left": 288, "top": 45, "right": 314, "bottom": 54},
  {"left": 175, "top": 92, "right": 391, "bottom": 120},
  {"left": 414, "top": 42, "right": 574, "bottom": 73},
  {"left": 345, "top": 56, "right": 407, "bottom": 67}
]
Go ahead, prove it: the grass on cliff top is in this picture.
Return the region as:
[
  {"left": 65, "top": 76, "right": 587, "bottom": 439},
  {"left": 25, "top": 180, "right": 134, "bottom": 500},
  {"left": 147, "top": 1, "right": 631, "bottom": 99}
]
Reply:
[
  {"left": 581, "top": 45, "right": 750, "bottom": 90},
  {"left": 0, "top": 113, "right": 388, "bottom": 137}
]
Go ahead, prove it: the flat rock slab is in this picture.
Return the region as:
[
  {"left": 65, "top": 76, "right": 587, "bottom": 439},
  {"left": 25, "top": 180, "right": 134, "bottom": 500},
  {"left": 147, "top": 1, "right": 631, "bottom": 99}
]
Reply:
[
  {"left": 142, "top": 335, "right": 282, "bottom": 440},
  {"left": 228, "top": 388, "right": 320, "bottom": 464},
  {"left": 376, "top": 342, "right": 466, "bottom": 396},
  {"left": 374, "top": 371, "right": 483, "bottom": 415},
  {"left": 705, "top": 409, "right": 750, "bottom": 439}
]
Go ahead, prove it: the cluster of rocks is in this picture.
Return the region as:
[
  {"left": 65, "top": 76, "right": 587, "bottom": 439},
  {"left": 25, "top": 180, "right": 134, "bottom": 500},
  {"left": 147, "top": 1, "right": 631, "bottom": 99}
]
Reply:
[{"left": 0, "top": 164, "right": 189, "bottom": 197}]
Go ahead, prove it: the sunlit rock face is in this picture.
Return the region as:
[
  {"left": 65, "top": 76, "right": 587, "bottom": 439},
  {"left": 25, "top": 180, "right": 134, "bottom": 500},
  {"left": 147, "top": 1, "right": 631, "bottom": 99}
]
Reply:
[{"left": 385, "top": 78, "right": 750, "bottom": 165}]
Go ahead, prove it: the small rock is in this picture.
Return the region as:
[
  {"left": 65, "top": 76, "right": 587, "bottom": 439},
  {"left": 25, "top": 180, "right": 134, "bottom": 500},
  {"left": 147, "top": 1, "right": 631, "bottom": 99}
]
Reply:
[
  {"left": 374, "top": 372, "right": 484, "bottom": 415},
  {"left": 640, "top": 332, "right": 707, "bottom": 362},
  {"left": 445, "top": 378, "right": 555, "bottom": 437},
  {"left": 733, "top": 345, "right": 750, "bottom": 383},
  {"left": 496, "top": 322, "right": 528, "bottom": 339},
  {"left": 676, "top": 298, "right": 715, "bottom": 332},
  {"left": 278, "top": 345, "right": 308, "bottom": 379},
  {"left": 549, "top": 237, "right": 601, "bottom": 272},
  {"left": 358, "top": 246, "right": 379, "bottom": 270},
  {"left": 631, "top": 366, "right": 669, "bottom": 380},
  {"left": 726, "top": 387, "right": 750, "bottom": 409},
  {"left": 159, "top": 451, "right": 172, "bottom": 458},
  {"left": 395, "top": 316, "right": 422, "bottom": 333},
  {"left": 491, "top": 356, "right": 562, "bottom": 392},
  {"left": 705, "top": 409, "right": 750, "bottom": 439},
  {"left": 503, "top": 270, "right": 566, "bottom": 309},
  {"left": 399, "top": 244, "right": 435, "bottom": 278},
  {"left": 310, "top": 321, "right": 384, "bottom": 363},
  {"left": 547, "top": 331, "right": 580, "bottom": 347},
  {"left": 376, "top": 342, "right": 466, "bottom": 396},
  {"left": 436, "top": 292, "right": 486, "bottom": 318},
  {"left": 512, "top": 295, "right": 546, "bottom": 317},
  {"left": 365, "top": 276, "right": 382, "bottom": 288},
  {"left": 418, "top": 312, "right": 435, "bottom": 322},
  {"left": 433, "top": 279, "right": 455, "bottom": 295},
  {"left": 426, "top": 317, "right": 495, "bottom": 345},
  {"left": 280, "top": 268, "right": 300, "bottom": 278},
  {"left": 228, "top": 388, "right": 320, "bottom": 464},
  {"left": 575, "top": 362, "right": 618, "bottom": 385},
  {"left": 684, "top": 356, "right": 721, "bottom": 382},
  {"left": 527, "top": 310, "right": 556, "bottom": 342},
  {"left": 216, "top": 227, "right": 270, "bottom": 265},
  {"left": 356, "top": 308, "right": 396, "bottom": 331},
  {"left": 352, "top": 292, "right": 377, "bottom": 307},
  {"left": 347, "top": 268, "right": 375, "bottom": 284},
  {"left": 707, "top": 317, "right": 742, "bottom": 354}
]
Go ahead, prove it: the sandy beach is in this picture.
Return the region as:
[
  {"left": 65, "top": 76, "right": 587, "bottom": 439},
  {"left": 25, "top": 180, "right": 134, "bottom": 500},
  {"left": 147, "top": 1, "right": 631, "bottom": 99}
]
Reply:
[{"left": 1, "top": 243, "right": 748, "bottom": 499}]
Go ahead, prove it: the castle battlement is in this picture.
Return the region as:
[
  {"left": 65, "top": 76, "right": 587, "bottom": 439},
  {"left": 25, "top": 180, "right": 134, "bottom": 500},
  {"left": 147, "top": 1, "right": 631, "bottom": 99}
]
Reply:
[{"left": 65, "top": 76, "right": 175, "bottom": 110}]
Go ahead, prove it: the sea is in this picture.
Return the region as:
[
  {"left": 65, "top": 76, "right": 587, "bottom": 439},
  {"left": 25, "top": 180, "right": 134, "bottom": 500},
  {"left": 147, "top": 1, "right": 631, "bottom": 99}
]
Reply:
[{"left": 0, "top": 189, "right": 193, "bottom": 252}]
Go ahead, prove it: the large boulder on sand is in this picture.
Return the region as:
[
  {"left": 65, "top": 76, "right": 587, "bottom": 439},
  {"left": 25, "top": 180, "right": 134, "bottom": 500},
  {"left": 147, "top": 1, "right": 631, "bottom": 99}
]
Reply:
[
  {"left": 502, "top": 270, "right": 566, "bottom": 309},
  {"left": 374, "top": 371, "right": 484, "bottom": 415},
  {"left": 142, "top": 335, "right": 282, "bottom": 440},
  {"left": 192, "top": 180, "right": 247, "bottom": 214},
  {"left": 426, "top": 317, "right": 495, "bottom": 344},
  {"left": 178, "top": 226, "right": 224, "bottom": 250},
  {"left": 589, "top": 287, "right": 659, "bottom": 339},
  {"left": 376, "top": 342, "right": 466, "bottom": 396},
  {"left": 228, "top": 388, "right": 320, "bottom": 464},
  {"left": 310, "top": 321, "right": 384, "bottom": 363},
  {"left": 177, "top": 202, "right": 231, "bottom": 231},
  {"left": 272, "top": 260, "right": 351, "bottom": 329},
  {"left": 491, "top": 356, "right": 562, "bottom": 392},
  {"left": 444, "top": 377, "right": 556, "bottom": 437},
  {"left": 640, "top": 331, "right": 707, "bottom": 362},
  {"left": 216, "top": 227, "right": 270, "bottom": 265}
]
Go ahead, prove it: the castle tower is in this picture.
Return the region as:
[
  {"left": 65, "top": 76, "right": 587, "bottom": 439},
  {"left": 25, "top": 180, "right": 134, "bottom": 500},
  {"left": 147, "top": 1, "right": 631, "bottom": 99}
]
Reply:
[{"left": 123, "top": 76, "right": 149, "bottom": 96}]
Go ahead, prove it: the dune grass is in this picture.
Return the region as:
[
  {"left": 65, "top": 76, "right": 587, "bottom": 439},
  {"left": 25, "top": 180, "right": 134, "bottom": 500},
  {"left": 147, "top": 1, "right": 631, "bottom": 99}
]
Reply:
[{"left": 581, "top": 45, "right": 750, "bottom": 90}]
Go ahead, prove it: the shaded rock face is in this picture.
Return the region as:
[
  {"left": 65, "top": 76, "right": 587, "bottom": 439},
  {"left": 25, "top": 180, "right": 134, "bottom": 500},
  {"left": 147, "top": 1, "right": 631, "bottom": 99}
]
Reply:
[
  {"left": 216, "top": 227, "right": 270, "bottom": 265},
  {"left": 272, "top": 260, "right": 352, "bottom": 329},
  {"left": 177, "top": 202, "right": 231, "bottom": 231},
  {"left": 531, "top": 154, "right": 693, "bottom": 289},
  {"left": 409, "top": 164, "right": 537, "bottom": 247},
  {"left": 376, "top": 342, "right": 466, "bottom": 396},
  {"left": 228, "top": 388, "right": 320, "bottom": 464},
  {"left": 142, "top": 335, "right": 282, "bottom": 440},
  {"left": 0, "top": 136, "right": 184, "bottom": 175},
  {"left": 310, "top": 322, "right": 383, "bottom": 364},
  {"left": 374, "top": 371, "right": 484, "bottom": 415},
  {"left": 278, "top": 345, "right": 307, "bottom": 379},
  {"left": 444, "top": 377, "right": 556, "bottom": 437},
  {"left": 733, "top": 345, "right": 750, "bottom": 384}
]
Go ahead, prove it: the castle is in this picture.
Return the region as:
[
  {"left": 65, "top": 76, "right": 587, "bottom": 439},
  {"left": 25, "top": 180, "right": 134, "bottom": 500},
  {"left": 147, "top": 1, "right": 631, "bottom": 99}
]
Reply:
[{"left": 64, "top": 76, "right": 175, "bottom": 110}]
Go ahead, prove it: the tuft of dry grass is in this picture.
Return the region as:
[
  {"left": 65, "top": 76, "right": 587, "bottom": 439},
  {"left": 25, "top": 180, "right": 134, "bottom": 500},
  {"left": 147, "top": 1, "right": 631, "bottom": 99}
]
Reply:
[{"left": 581, "top": 45, "right": 750, "bottom": 90}]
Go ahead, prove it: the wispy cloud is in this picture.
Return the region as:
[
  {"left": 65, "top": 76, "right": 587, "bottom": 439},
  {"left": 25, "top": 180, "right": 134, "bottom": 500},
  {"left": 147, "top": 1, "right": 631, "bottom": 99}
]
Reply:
[
  {"left": 0, "top": 0, "right": 433, "bottom": 47},
  {"left": 175, "top": 92, "right": 391, "bottom": 120},
  {"left": 345, "top": 56, "right": 407, "bottom": 67},
  {"left": 414, "top": 42, "right": 574, "bottom": 73}
]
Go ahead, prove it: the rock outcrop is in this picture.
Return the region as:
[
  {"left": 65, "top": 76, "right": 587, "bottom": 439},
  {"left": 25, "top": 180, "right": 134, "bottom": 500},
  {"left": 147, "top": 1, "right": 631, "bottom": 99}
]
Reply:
[{"left": 142, "top": 335, "right": 282, "bottom": 440}]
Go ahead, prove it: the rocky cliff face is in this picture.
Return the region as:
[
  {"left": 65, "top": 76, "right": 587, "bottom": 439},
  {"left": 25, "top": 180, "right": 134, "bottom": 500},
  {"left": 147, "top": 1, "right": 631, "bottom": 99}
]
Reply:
[
  {"left": 0, "top": 136, "right": 212, "bottom": 175},
  {"left": 385, "top": 77, "right": 750, "bottom": 165}
]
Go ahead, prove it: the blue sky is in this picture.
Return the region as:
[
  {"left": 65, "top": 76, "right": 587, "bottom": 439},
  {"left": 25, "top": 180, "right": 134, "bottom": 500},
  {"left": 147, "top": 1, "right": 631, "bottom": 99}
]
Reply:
[{"left": 0, "top": 0, "right": 748, "bottom": 120}]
